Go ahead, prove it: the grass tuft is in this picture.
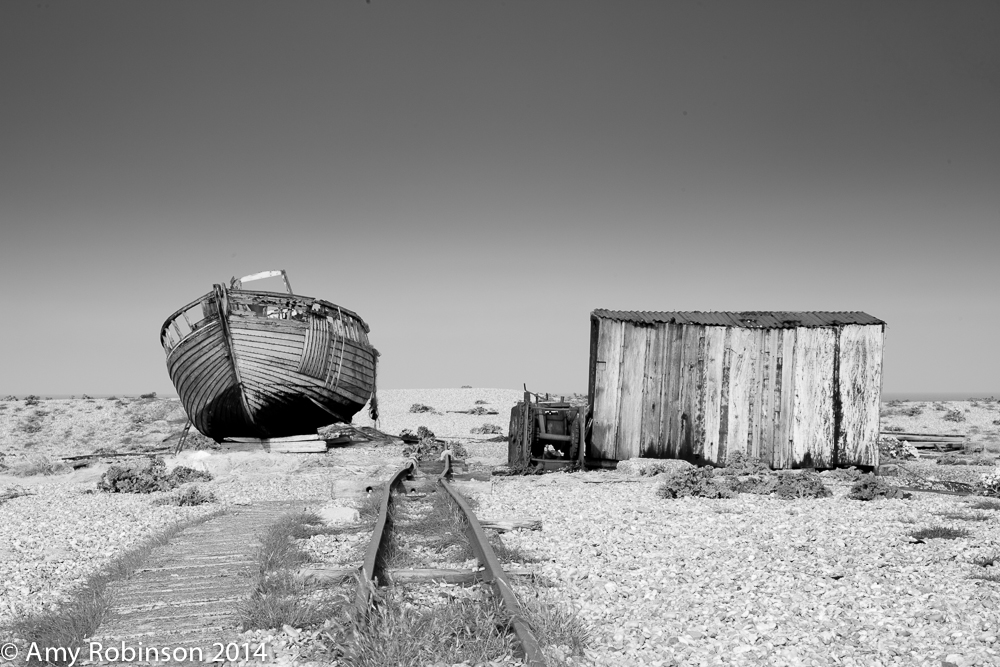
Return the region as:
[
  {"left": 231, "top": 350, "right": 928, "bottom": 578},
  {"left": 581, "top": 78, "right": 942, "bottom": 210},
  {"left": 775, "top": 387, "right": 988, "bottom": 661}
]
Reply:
[
  {"left": 970, "top": 554, "right": 999, "bottom": 568},
  {"left": 488, "top": 533, "right": 539, "bottom": 564},
  {"left": 933, "top": 511, "right": 991, "bottom": 522},
  {"left": 238, "top": 511, "right": 347, "bottom": 632},
  {"left": 520, "top": 590, "right": 591, "bottom": 658},
  {"left": 327, "top": 585, "right": 518, "bottom": 667},
  {"left": 389, "top": 491, "right": 471, "bottom": 567},
  {"left": 909, "top": 526, "right": 972, "bottom": 541},
  {"left": 968, "top": 498, "right": 1000, "bottom": 511}
]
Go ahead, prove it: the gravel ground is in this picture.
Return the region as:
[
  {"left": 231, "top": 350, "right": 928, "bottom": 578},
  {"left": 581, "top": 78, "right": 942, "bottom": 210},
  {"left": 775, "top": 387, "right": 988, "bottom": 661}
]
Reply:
[
  {"left": 0, "top": 448, "right": 409, "bottom": 630},
  {"left": 0, "top": 486, "right": 220, "bottom": 626},
  {"left": 353, "top": 387, "right": 525, "bottom": 441},
  {"left": 476, "top": 472, "right": 1000, "bottom": 667},
  {"left": 5, "top": 390, "right": 1000, "bottom": 666}
]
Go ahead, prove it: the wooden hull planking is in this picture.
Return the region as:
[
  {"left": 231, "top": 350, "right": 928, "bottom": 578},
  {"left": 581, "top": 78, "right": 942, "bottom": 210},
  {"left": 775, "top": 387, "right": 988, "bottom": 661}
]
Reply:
[{"left": 162, "top": 284, "right": 377, "bottom": 440}]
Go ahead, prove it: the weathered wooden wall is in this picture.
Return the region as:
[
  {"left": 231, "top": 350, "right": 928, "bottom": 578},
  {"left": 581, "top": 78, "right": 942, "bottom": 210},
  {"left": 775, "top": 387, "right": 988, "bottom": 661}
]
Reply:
[{"left": 589, "top": 317, "right": 883, "bottom": 468}]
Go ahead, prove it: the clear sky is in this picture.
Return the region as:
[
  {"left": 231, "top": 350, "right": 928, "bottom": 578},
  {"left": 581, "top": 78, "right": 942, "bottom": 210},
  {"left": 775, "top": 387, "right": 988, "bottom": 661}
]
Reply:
[{"left": 1, "top": 1, "right": 998, "bottom": 397}]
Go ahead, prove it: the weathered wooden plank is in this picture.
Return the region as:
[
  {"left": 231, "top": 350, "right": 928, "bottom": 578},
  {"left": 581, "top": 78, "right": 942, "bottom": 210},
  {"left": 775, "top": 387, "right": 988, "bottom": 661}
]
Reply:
[
  {"left": 227, "top": 434, "right": 321, "bottom": 443},
  {"left": 591, "top": 319, "right": 624, "bottom": 459},
  {"left": 269, "top": 439, "right": 329, "bottom": 453},
  {"left": 231, "top": 340, "right": 302, "bottom": 362},
  {"left": 682, "top": 325, "right": 705, "bottom": 460},
  {"left": 231, "top": 321, "right": 309, "bottom": 340},
  {"left": 837, "top": 324, "right": 883, "bottom": 466},
  {"left": 717, "top": 327, "right": 733, "bottom": 460},
  {"left": 231, "top": 329, "right": 305, "bottom": 350},
  {"left": 725, "top": 328, "right": 754, "bottom": 461},
  {"left": 172, "top": 341, "right": 228, "bottom": 390},
  {"left": 662, "top": 324, "right": 684, "bottom": 457},
  {"left": 772, "top": 330, "right": 797, "bottom": 468},
  {"left": 759, "top": 328, "right": 779, "bottom": 466},
  {"left": 616, "top": 324, "right": 648, "bottom": 460},
  {"left": 185, "top": 359, "right": 235, "bottom": 418},
  {"left": 239, "top": 364, "right": 369, "bottom": 405},
  {"left": 745, "top": 328, "right": 764, "bottom": 460},
  {"left": 791, "top": 327, "right": 836, "bottom": 467},
  {"left": 879, "top": 432, "right": 966, "bottom": 441},
  {"left": 639, "top": 326, "right": 665, "bottom": 457},
  {"left": 692, "top": 326, "right": 709, "bottom": 460},
  {"left": 701, "top": 326, "right": 726, "bottom": 465}
]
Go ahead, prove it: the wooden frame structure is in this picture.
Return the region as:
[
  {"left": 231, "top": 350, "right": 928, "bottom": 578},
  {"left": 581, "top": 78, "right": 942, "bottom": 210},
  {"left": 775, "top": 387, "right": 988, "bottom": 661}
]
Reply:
[
  {"left": 507, "top": 389, "right": 587, "bottom": 469},
  {"left": 588, "top": 310, "right": 886, "bottom": 469}
]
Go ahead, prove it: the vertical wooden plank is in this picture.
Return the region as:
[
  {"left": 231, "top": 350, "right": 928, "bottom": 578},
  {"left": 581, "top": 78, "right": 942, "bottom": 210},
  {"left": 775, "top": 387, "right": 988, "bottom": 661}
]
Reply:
[
  {"left": 836, "top": 324, "right": 883, "bottom": 467},
  {"left": 590, "top": 319, "right": 624, "bottom": 459},
  {"left": 640, "top": 326, "right": 665, "bottom": 457},
  {"left": 773, "top": 330, "right": 797, "bottom": 468},
  {"left": 718, "top": 327, "right": 733, "bottom": 462},
  {"left": 662, "top": 324, "right": 684, "bottom": 457},
  {"left": 677, "top": 325, "right": 704, "bottom": 460},
  {"left": 701, "top": 327, "right": 726, "bottom": 465},
  {"left": 675, "top": 325, "right": 694, "bottom": 458},
  {"left": 791, "top": 327, "right": 836, "bottom": 467},
  {"left": 759, "top": 329, "right": 778, "bottom": 467},
  {"left": 693, "top": 326, "right": 708, "bottom": 461},
  {"left": 726, "top": 328, "right": 753, "bottom": 460},
  {"left": 616, "top": 324, "right": 648, "bottom": 460},
  {"left": 746, "top": 328, "right": 764, "bottom": 459}
]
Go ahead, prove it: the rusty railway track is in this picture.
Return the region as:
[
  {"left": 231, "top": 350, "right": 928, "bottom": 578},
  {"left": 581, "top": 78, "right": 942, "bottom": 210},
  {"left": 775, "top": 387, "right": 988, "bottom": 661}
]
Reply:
[{"left": 354, "top": 453, "right": 546, "bottom": 666}]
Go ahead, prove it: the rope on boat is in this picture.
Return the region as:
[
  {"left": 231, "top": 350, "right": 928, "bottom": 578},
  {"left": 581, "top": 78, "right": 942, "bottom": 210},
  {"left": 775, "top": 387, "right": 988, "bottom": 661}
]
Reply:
[
  {"left": 332, "top": 305, "right": 346, "bottom": 393},
  {"left": 369, "top": 350, "right": 379, "bottom": 423}
]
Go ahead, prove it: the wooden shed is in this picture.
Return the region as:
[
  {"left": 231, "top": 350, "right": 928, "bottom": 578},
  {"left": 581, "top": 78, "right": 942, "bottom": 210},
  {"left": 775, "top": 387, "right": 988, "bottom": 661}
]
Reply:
[{"left": 588, "top": 310, "right": 885, "bottom": 469}]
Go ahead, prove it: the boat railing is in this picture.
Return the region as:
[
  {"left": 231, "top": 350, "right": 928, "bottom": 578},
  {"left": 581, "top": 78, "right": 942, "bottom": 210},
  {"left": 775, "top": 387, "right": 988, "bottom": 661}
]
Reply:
[
  {"left": 161, "top": 298, "right": 214, "bottom": 353},
  {"left": 227, "top": 291, "right": 371, "bottom": 346}
]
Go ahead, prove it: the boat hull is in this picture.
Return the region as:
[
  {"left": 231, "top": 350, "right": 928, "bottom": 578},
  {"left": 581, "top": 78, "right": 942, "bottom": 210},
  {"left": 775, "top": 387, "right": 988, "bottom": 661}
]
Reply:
[{"left": 161, "top": 285, "right": 377, "bottom": 440}]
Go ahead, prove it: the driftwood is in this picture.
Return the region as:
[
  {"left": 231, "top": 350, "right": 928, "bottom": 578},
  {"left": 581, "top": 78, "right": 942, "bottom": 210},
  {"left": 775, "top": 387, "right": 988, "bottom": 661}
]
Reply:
[
  {"left": 61, "top": 449, "right": 172, "bottom": 462},
  {"left": 480, "top": 519, "right": 542, "bottom": 532},
  {"left": 881, "top": 431, "right": 966, "bottom": 442},
  {"left": 580, "top": 478, "right": 643, "bottom": 484}
]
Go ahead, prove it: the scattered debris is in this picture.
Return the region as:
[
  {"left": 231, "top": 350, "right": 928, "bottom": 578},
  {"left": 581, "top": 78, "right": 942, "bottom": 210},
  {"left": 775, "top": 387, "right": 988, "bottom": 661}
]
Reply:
[
  {"left": 449, "top": 406, "right": 499, "bottom": 415},
  {"left": 878, "top": 435, "right": 921, "bottom": 460},
  {"left": 400, "top": 426, "right": 468, "bottom": 461},
  {"left": 470, "top": 423, "right": 504, "bottom": 435},
  {"left": 0, "top": 485, "right": 34, "bottom": 506}
]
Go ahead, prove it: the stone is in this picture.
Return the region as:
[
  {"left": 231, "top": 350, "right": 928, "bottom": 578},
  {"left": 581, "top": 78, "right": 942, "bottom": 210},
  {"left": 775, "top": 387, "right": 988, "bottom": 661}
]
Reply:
[
  {"left": 617, "top": 458, "right": 694, "bottom": 477},
  {"left": 316, "top": 504, "right": 359, "bottom": 525}
]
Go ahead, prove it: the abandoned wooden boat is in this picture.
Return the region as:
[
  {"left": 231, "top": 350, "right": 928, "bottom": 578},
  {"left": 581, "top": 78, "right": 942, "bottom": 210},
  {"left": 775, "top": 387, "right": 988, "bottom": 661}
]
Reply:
[{"left": 160, "top": 270, "right": 379, "bottom": 440}]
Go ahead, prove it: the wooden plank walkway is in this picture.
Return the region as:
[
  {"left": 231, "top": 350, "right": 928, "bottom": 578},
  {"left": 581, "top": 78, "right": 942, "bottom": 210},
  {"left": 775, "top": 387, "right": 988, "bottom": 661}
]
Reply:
[{"left": 84, "top": 501, "right": 305, "bottom": 665}]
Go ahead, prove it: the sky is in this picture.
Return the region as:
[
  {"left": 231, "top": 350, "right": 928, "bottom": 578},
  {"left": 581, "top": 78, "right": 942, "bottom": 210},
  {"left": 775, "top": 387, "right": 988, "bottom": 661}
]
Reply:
[{"left": 1, "top": 1, "right": 998, "bottom": 398}]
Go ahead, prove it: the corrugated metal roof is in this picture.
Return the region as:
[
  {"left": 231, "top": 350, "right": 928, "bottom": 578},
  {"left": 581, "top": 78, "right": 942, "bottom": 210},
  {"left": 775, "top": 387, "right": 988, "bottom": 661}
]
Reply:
[{"left": 590, "top": 310, "right": 884, "bottom": 328}]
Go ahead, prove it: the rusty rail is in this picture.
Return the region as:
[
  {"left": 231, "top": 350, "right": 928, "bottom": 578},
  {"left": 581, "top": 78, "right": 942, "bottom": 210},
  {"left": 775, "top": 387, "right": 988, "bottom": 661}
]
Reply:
[
  {"left": 354, "top": 458, "right": 415, "bottom": 614},
  {"left": 354, "top": 452, "right": 546, "bottom": 666},
  {"left": 438, "top": 453, "right": 546, "bottom": 666}
]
